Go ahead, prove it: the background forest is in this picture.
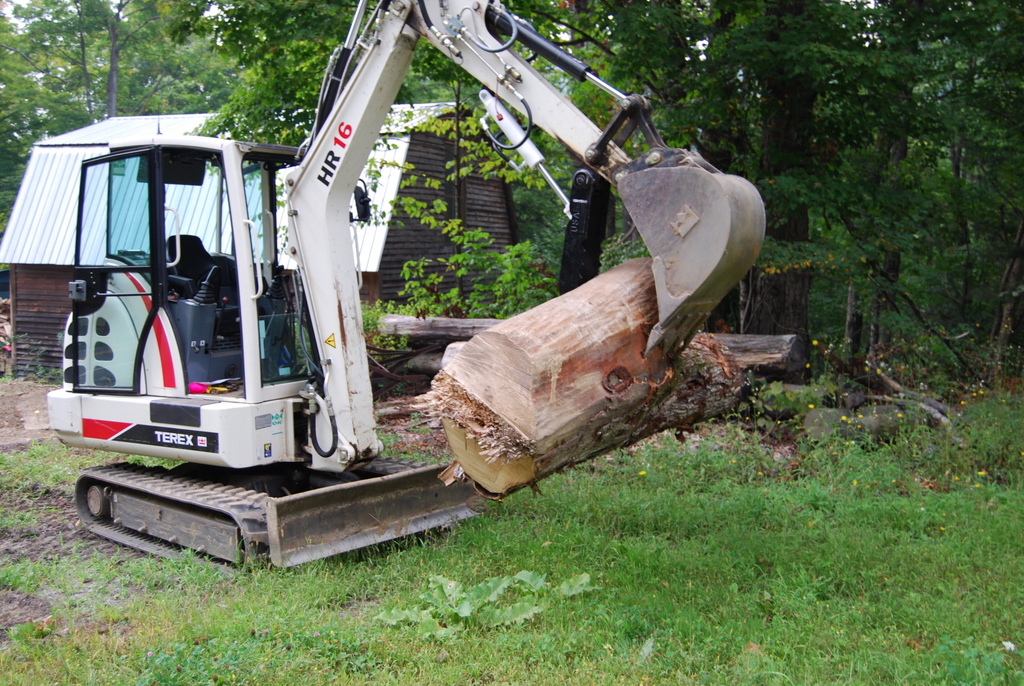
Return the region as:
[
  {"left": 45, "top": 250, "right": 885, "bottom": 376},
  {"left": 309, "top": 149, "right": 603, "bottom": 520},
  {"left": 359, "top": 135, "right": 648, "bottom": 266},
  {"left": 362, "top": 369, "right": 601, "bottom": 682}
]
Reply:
[{"left": 2, "top": 0, "right": 1023, "bottom": 393}]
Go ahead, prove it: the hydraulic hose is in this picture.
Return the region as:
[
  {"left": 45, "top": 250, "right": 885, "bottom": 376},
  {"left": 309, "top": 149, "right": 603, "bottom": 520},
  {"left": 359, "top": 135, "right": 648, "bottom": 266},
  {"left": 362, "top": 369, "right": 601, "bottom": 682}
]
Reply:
[
  {"left": 309, "top": 395, "right": 339, "bottom": 458},
  {"left": 482, "top": 93, "right": 534, "bottom": 152}
]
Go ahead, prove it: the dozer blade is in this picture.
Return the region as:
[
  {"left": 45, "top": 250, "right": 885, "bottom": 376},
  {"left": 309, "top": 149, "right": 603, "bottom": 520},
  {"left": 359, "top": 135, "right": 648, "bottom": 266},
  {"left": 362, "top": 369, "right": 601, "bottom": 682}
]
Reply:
[
  {"left": 617, "top": 162, "right": 765, "bottom": 355},
  {"left": 264, "top": 462, "right": 479, "bottom": 567}
]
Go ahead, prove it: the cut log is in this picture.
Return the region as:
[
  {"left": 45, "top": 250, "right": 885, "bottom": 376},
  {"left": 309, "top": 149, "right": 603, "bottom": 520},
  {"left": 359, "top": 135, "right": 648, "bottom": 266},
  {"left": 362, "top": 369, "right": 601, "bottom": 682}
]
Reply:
[
  {"left": 378, "top": 315, "right": 503, "bottom": 343},
  {"left": 382, "top": 314, "right": 801, "bottom": 381},
  {"left": 710, "top": 333, "right": 805, "bottom": 382},
  {"left": 425, "top": 258, "right": 788, "bottom": 497},
  {"left": 394, "top": 349, "right": 445, "bottom": 376}
]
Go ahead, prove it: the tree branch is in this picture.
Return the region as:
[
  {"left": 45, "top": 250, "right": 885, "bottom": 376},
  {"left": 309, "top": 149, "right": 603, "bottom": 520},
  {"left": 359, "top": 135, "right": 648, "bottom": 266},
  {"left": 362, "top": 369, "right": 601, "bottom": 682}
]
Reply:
[
  {"left": 132, "top": 74, "right": 170, "bottom": 115},
  {"left": 0, "top": 43, "right": 49, "bottom": 75},
  {"left": 887, "top": 286, "right": 974, "bottom": 373},
  {"left": 526, "top": 10, "right": 616, "bottom": 58}
]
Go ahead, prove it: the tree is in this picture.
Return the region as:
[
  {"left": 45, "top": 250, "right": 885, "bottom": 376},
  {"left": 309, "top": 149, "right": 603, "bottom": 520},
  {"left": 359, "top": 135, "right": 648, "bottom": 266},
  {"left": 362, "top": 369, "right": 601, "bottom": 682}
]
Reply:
[
  {"left": 0, "top": 0, "right": 236, "bottom": 232},
  {"left": 157, "top": 0, "right": 1024, "bottom": 382},
  {"left": 12, "top": 0, "right": 234, "bottom": 119}
]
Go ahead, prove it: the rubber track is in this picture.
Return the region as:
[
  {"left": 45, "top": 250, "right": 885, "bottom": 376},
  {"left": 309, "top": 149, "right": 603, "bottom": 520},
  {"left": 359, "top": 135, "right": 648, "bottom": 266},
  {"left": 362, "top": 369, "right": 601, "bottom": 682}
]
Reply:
[{"left": 78, "top": 463, "right": 270, "bottom": 563}]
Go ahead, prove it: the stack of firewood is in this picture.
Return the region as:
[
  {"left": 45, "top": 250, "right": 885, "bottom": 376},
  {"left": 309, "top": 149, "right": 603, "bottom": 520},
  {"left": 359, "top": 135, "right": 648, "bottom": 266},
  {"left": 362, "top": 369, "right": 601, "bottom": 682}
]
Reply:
[{"left": 0, "top": 298, "right": 11, "bottom": 376}]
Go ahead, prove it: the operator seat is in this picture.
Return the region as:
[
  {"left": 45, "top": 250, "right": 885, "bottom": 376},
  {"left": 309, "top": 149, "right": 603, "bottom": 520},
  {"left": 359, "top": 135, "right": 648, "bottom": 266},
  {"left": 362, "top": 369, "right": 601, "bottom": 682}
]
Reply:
[{"left": 168, "top": 235, "right": 221, "bottom": 304}]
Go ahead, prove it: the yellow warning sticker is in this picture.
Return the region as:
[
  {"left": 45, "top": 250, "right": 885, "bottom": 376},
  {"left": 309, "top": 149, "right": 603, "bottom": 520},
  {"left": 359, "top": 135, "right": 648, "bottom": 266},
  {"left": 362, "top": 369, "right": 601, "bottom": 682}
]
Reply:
[{"left": 324, "top": 333, "right": 336, "bottom": 348}]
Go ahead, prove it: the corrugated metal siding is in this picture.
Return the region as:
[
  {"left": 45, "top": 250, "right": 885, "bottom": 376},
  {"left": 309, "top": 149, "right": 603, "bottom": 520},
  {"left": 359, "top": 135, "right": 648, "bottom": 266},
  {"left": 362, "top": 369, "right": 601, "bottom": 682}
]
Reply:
[
  {"left": 11, "top": 264, "right": 74, "bottom": 374},
  {"left": 0, "top": 114, "right": 213, "bottom": 265},
  {"left": 0, "top": 147, "right": 103, "bottom": 265},
  {"left": 352, "top": 135, "right": 410, "bottom": 272}
]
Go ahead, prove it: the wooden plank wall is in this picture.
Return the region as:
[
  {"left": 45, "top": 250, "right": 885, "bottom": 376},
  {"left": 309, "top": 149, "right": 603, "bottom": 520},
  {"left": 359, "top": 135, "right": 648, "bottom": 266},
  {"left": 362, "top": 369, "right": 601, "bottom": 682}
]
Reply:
[
  {"left": 378, "top": 130, "right": 515, "bottom": 302},
  {"left": 12, "top": 264, "right": 73, "bottom": 376}
]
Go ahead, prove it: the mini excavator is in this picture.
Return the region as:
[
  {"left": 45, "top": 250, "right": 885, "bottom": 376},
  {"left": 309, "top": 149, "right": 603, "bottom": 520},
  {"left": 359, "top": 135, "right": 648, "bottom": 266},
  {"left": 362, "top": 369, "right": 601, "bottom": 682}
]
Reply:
[{"left": 48, "top": 0, "right": 765, "bottom": 565}]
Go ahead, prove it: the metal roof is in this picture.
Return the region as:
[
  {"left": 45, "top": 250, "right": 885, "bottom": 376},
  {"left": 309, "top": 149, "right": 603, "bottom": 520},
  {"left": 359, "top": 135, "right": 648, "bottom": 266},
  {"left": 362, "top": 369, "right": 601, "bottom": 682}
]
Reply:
[
  {"left": 0, "top": 146, "right": 105, "bottom": 265},
  {"left": 40, "top": 114, "right": 210, "bottom": 146},
  {"left": 0, "top": 115, "right": 213, "bottom": 265},
  {"left": 1, "top": 106, "right": 453, "bottom": 270}
]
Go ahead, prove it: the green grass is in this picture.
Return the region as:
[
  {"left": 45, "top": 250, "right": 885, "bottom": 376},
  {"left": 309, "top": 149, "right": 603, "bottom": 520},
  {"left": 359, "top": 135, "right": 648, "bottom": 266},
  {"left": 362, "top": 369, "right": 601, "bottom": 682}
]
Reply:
[
  {"left": 1, "top": 397, "right": 1023, "bottom": 684},
  {"left": 0, "top": 441, "right": 110, "bottom": 493}
]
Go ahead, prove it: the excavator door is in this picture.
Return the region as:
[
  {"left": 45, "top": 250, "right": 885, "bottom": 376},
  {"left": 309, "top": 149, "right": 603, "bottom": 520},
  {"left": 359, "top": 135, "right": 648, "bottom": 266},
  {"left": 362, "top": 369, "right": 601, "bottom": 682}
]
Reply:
[{"left": 67, "top": 149, "right": 173, "bottom": 393}]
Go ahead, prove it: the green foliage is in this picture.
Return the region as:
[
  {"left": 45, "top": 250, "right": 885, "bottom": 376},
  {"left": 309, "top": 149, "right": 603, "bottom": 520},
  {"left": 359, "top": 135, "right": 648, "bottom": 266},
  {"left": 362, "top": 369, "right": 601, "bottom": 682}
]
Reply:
[
  {"left": 360, "top": 299, "right": 414, "bottom": 350},
  {"left": 376, "top": 571, "right": 596, "bottom": 639},
  {"left": 0, "top": 438, "right": 110, "bottom": 493},
  {"left": 135, "top": 632, "right": 382, "bottom": 684},
  {"left": 393, "top": 110, "right": 559, "bottom": 318},
  {"left": 1, "top": 395, "right": 1024, "bottom": 683},
  {"left": 0, "top": 562, "right": 39, "bottom": 594},
  {"left": 599, "top": 232, "right": 650, "bottom": 272},
  {"left": 7, "top": 617, "right": 53, "bottom": 642},
  {"left": 934, "top": 638, "right": 1020, "bottom": 686},
  {"left": 399, "top": 223, "right": 557, "bottom": 319},
  {"left": 744, "top": 378, "right": 838, "bottom": 427},
  {"left": 0, "top": 0, "right": 235, "bottom": 227}
]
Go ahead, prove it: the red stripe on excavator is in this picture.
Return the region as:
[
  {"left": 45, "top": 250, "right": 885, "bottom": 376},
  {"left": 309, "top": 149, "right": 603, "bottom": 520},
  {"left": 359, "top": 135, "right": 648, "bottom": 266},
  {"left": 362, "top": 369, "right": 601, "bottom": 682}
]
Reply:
[
  {"left": 124, "top": 272, "right": 176, "bottom": 388},
  {"left": 83, "top": 418, "right": 132, "bottom": 441}
]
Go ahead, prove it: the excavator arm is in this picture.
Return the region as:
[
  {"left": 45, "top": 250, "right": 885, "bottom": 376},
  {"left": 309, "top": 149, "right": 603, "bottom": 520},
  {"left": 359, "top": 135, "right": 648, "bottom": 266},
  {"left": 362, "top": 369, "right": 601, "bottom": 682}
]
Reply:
[{"left": 285, "top": 0, "right": 765, "bottom": 472}]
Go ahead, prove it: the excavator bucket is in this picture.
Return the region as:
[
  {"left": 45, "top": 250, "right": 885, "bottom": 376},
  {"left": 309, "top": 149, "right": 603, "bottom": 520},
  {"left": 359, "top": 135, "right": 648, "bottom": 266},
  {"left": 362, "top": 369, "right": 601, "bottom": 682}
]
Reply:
[{"left": 617, "top": 163, "right": 765, "bottom": 354}]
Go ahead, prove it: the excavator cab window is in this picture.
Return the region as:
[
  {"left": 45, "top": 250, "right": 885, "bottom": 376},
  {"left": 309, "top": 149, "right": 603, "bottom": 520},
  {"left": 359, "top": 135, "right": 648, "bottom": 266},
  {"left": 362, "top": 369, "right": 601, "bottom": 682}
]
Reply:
[{"left": 241, "top": 157, "right": 308, "bottom": 386}]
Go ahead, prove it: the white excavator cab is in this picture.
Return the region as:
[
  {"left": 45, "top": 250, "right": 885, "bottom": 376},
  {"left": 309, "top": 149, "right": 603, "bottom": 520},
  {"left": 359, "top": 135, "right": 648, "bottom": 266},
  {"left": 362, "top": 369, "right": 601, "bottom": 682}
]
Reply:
[
  {"left": 49, "top": 138, "right": 479, "bottom": 566},
  {"left": 55, "top": 139, "right": 314, "bottom": 467}
]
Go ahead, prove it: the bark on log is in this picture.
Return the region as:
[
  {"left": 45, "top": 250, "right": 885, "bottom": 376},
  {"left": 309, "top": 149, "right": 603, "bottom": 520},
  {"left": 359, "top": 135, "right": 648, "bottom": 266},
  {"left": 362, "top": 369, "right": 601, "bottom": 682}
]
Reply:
[
  {"left": 424, "top": 258, "right": 773, "bottom": 497},
  {"left": 394, "top": 350, "right": 445, "bottom": 376},
  {"left": 378, "top": 315, "right": 503, "bottom": 343}
]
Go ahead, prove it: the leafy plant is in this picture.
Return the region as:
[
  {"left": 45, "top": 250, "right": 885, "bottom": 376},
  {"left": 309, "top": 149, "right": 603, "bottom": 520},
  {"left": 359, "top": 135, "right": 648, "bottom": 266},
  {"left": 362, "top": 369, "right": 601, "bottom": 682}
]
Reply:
[
  {"left": 360, "top": 299, "right": 414, "bottom": 350},
  {"left": 7, "top": 616, "right": 53, "bottom": 641},
  {"left": 934, "top": 637, "right": 1022, "bottom": 685},
  {"left": 391, "top": 107, "right": 559, "bottom": 319},
  {"left": 399, "top": 224, "right": 557, "bottom": 319},
  {"left": 376, "top": 570, "right": 597, "bottom": 639},
  {"left": 744, "top": 378, "right": 838, "bottom": 427}
]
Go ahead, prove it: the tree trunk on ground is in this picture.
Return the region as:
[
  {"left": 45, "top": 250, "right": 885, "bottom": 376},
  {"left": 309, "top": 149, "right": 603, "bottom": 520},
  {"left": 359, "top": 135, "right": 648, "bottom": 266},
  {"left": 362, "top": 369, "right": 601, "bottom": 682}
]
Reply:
[
  {"left": 423, "top": 258, "right": 796, "bottom": 496},
  {"left": 379, "top": 315, "right": 503, "bottom": 342}
]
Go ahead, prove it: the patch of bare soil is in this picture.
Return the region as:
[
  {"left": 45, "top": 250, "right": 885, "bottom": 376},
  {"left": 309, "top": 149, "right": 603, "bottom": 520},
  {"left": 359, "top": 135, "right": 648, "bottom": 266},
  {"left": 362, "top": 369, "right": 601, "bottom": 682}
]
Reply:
[
  {"left": 0, "top": 380, "right": 148, "bottom": 646},
  {"left": 0, "top": 487, "right": 128, "bottom": 563},
  {"left": 0, "top": 590, "right": 51, "bottom": 641},
  {"left": 376, "top": 392, "right": 460, "bottom": 458},
  {"left": 0, "top": 379, "right": 140, "bottom": 566},
  {"left": 0, "top": 378, "right": 57, "bottom": 453}
]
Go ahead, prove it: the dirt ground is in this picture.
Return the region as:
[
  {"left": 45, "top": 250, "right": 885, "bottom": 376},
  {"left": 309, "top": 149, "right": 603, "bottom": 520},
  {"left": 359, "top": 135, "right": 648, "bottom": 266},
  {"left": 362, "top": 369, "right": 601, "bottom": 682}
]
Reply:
[
  {"left": 0, "top": 379, "right": 120, "bottom": 640},
  {"left": 0, "top": 378, "right": 452, "bottom": 639},
  {"left": 0, "top": 378, "right": 55, "bottom": 454}
]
